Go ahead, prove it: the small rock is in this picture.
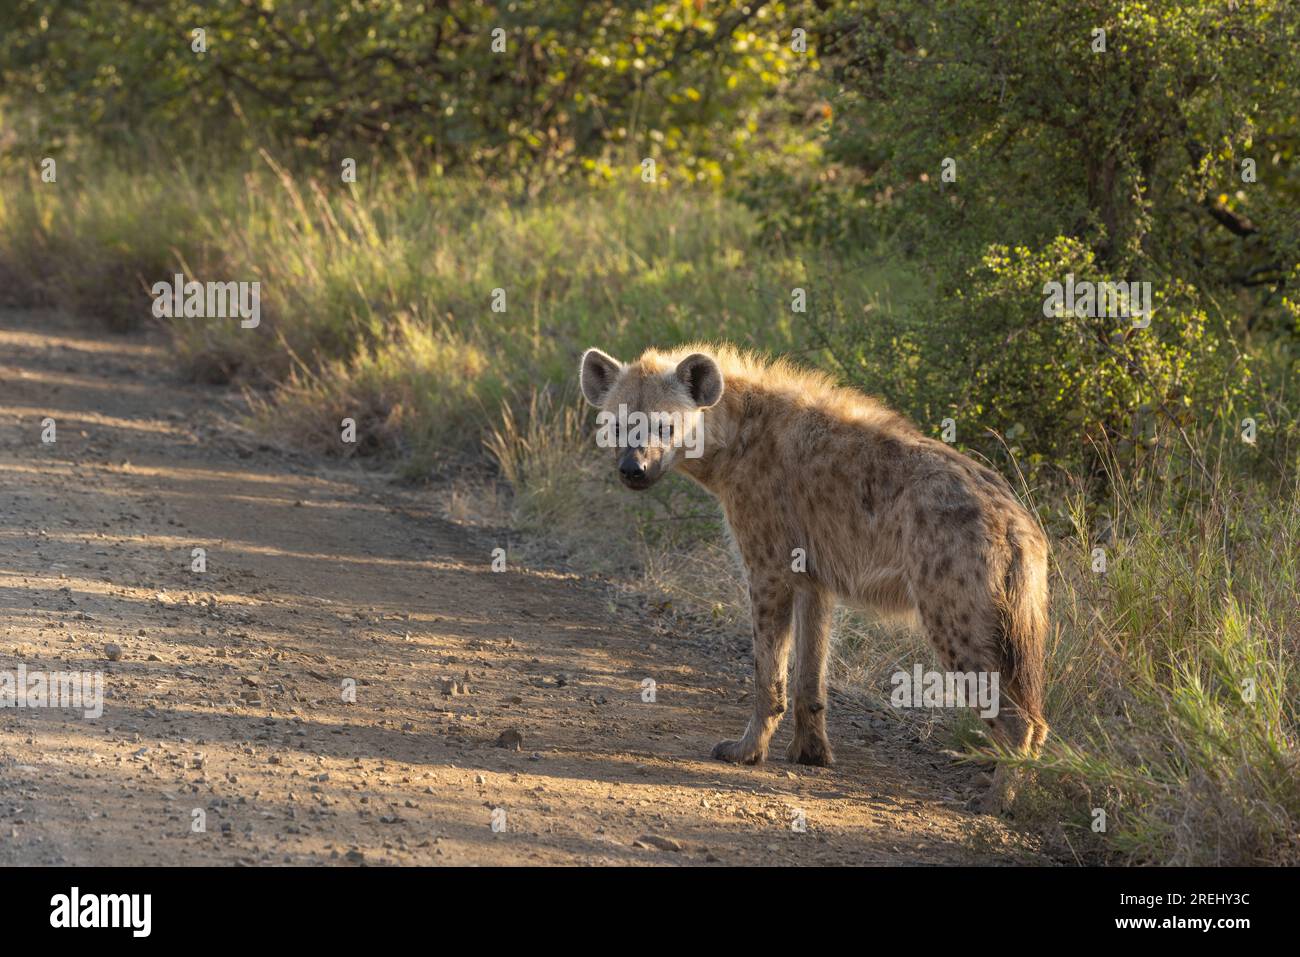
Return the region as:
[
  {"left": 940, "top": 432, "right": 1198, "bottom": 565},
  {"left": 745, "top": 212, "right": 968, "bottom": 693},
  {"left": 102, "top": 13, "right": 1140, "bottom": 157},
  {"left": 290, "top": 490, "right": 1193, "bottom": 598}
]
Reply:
[{"left": 104, "top": 643, "right": 123, "bottom": 661}]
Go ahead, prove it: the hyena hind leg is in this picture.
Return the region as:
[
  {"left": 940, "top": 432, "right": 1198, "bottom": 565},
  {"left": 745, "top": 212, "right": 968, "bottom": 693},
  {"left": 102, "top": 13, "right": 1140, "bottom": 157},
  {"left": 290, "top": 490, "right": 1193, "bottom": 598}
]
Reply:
[
  {"left": 786, "top": 587, "right": 834, "bottom": 767},
  {"left": 975, "top": 707, "right": 1042, "bottom": 815},
  {"left": 712, "top": 578, "right": 794, "bottom": 765}
]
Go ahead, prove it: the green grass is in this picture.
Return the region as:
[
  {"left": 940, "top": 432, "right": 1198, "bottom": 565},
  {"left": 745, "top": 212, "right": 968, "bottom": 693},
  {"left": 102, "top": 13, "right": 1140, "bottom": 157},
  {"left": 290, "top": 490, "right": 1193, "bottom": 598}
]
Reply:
[{"left": 1, "top": 149, "right": 1296, "bottom": 865}]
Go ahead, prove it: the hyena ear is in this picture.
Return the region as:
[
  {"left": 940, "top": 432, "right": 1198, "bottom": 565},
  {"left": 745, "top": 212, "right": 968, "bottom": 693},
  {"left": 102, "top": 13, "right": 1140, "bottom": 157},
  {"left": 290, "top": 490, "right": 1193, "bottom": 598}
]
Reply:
[
  {"left": 579, "top": 348, "right": 623, "bottom": 406},
  {"left": 675, "top": 353, "right": 724, "bottom": 408}
]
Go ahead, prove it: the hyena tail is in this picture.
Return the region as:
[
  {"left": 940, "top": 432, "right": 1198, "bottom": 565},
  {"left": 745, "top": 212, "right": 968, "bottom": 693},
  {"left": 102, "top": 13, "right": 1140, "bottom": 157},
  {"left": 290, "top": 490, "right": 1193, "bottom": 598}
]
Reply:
[{"left": 996, "top": 528, "right": 1050, "bottom": 752}]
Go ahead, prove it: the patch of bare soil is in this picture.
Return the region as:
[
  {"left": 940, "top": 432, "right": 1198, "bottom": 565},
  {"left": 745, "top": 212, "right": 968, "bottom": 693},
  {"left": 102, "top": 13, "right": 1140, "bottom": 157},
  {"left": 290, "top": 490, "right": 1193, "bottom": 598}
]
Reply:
[{"left": 0, "top": 309, "right": 1051, "bottom": 865}]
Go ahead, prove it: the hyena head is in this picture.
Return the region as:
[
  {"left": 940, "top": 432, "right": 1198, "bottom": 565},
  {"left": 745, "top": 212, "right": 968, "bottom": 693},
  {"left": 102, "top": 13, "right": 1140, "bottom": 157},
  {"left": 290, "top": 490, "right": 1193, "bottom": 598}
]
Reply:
[{"left": 579, "top": 347, "right": 724, "bottom": 491}]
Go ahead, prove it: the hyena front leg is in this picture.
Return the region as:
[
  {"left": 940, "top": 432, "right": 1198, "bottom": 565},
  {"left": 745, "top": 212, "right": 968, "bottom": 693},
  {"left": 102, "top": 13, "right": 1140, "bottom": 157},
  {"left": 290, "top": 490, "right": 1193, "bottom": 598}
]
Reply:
[
  {"left": 712, "top": 576, "right": 793, "bottom": 765},
  {"left": 787, "top": 586, "right": 834, "bottom": 766}
]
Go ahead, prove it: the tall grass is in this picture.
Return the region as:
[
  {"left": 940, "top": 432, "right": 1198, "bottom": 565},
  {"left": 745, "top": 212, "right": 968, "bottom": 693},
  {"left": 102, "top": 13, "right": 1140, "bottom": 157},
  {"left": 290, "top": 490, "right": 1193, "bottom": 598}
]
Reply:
[
  {"left": 1025, "top": 455, "right": 1299, "bottom": 864},
  {"left": 3, "top": 150, "right": 904, "bottom": 469}
]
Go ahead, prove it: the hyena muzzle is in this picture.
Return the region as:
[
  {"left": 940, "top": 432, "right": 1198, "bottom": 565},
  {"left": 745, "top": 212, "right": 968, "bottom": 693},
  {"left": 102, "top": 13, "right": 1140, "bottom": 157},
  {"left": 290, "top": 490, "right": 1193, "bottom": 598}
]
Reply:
[{"left": 579, "top": 344, "right": 1050, "bottom": 813}]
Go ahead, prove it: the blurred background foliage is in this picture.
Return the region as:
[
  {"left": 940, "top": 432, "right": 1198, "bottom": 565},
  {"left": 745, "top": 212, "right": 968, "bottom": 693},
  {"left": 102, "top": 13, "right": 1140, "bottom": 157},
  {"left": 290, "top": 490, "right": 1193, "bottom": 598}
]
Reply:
[{"left": 1, "top": 0, "right": 818, "bottom": 187}]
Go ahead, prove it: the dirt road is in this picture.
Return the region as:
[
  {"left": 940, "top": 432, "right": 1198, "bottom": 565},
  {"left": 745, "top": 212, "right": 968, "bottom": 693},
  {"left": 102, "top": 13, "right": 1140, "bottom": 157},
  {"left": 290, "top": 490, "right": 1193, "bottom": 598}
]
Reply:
[{"left": 0, "top": 309, "right": 1049, "bottom": 865}]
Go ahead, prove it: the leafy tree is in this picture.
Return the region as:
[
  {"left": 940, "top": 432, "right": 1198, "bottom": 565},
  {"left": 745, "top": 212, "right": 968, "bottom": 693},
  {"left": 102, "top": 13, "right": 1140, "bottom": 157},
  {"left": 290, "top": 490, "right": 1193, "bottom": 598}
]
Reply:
[
  {"left": 1, "top": 0, "right": 816, "bottom": 186},
  {"left": 823, "top": 0, "right": 1298, "bottom": 319},
  {"left": 808, "top": 0, "right": 1297, "bottom": 475}
]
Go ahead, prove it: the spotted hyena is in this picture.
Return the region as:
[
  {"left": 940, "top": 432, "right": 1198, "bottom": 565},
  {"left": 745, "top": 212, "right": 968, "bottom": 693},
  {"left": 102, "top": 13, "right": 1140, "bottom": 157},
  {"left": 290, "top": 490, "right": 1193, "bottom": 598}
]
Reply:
[{"left": 579, "top": 344, "right": 1050, "bottom": 812}]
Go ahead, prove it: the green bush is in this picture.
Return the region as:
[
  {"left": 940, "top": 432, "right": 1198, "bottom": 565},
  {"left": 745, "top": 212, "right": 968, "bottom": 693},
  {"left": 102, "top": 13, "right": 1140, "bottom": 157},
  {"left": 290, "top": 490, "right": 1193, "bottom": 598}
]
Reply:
[
  {"left": 823, "top": 0, "right": 1299, "bottom": 285},
  {"left": 810, "top": 237, "right": 1252, "bottom": 479},
  {"left": 942, "top": 239, "right": 1249, "bottom": 474}
]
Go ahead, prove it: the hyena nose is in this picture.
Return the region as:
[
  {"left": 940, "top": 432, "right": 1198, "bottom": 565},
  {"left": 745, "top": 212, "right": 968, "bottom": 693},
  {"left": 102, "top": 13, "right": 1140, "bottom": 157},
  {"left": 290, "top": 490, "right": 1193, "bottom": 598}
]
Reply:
[{"left": 619, "top": 456, "right": 647, "bottom": 481}]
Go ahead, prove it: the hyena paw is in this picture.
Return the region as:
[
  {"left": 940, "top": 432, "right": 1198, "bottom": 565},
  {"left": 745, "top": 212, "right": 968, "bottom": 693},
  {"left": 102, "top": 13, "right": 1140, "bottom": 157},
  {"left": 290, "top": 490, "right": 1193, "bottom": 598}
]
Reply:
[
  {"left": 966, "top": 789, "right": 1006, "bottom": 816},
  {"left": 786, "top": 734, "right": 834, "bottom": 767},
  {"left": 711, "top": 738, "right": 766, "bottom": 765},
  {"left": 967, "top": 766, "right": 1019, "bottom": 816}
]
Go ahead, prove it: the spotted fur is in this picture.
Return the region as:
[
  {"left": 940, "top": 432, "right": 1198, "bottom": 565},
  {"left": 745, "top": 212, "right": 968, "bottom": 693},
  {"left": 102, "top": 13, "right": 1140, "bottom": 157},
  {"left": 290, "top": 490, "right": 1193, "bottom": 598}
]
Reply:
[{"left": 580, "top": 343, "right": 1050, "bottom": 812}]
